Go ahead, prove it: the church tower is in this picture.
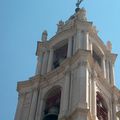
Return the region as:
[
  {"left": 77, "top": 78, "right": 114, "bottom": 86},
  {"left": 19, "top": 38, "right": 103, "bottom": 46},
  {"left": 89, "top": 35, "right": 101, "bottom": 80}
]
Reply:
[{"left": 14, "top": 1, "right": 120, "bottom": 120}]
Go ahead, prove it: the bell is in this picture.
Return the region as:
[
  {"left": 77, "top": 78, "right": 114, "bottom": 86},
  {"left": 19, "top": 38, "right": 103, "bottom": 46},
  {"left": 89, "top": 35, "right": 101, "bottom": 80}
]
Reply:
[{"left": 43, "top": 106, "right": 59, "bottom": 120}]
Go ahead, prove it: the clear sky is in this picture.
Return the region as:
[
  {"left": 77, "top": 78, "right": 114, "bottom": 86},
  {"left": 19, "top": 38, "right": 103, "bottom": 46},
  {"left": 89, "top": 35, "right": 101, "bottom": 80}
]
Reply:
[{"left": 0, "top": 0, "right": 120, "bottom": 120}]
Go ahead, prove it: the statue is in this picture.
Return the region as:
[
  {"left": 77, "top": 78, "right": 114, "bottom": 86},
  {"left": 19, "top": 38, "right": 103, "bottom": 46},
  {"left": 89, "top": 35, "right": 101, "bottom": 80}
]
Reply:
[{"left": 76, "top": 0, "right": 84, "bottom": 8}]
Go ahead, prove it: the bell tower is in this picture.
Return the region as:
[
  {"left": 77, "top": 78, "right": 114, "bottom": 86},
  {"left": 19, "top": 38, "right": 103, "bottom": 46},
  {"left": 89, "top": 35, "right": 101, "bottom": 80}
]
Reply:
[{"left": 14, "top": 1, "right": 120, "bottom": 120}]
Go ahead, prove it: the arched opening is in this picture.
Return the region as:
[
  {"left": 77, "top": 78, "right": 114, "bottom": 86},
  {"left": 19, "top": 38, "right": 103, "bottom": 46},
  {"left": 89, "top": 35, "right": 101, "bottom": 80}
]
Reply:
[
  {"left": 52, "top": 40, "right": 68, "bottom": 69},
  {"left": 96, "top": 92, "right": 108, "bottom": 120},
  {"left": 43, "top": 87, "right": 61, "bottom": 120}
]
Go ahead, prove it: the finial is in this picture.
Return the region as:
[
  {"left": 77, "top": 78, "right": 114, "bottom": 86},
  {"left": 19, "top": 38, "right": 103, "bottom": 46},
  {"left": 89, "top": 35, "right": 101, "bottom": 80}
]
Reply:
[
  {"left": 57, "top": 20, "right": 64, "bottom": 33},
  {"left": 106, "top": 41, "right": 112, "bottom": 52},
  {"left": 75, "top": 0, "right": 84, "bottom": 13},
  {"left": 41, "top": 30, "right": 48, "bottom": 42}
]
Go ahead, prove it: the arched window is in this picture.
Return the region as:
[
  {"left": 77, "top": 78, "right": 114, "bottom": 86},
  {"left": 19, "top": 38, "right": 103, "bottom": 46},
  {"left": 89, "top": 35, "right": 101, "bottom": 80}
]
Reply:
[
  {"left": 53, "top": 43, "right": 68, "bottom": 69},
  {"left": 96, "top": 92, "right": 108, "bottom": 120},
  {"left": 43, "top": 87, "right": 61, "bottom": 120}
]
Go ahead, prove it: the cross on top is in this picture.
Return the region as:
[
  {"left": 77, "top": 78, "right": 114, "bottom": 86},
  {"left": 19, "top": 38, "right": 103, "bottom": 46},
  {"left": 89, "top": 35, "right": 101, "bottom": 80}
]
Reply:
[{"left": 76, "top": 0, "right": 84, "bottom": 8}]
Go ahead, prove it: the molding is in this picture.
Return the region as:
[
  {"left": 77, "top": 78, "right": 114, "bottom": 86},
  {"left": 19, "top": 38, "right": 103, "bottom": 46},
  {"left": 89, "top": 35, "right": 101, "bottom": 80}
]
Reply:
[
  {"left": 17, "top": 75, "right": 43, "bottom": 93},
  {"left": 66, "top": 107, "right": 89, "bottom": 120},
  {"left": 17, "top": 49, "right": 93, "bottom": 94},
  {"left": 106, "top": 52, "right": 117, "bottom": 64},
  {"left": 49, "top": 29, "right": 75, "bottom": 48},
  {"left": 112, "top": 86, "right": 120, "bottom": 96},
  {"left": 77, "top": 60, "right": 88, "bottom": 67}
]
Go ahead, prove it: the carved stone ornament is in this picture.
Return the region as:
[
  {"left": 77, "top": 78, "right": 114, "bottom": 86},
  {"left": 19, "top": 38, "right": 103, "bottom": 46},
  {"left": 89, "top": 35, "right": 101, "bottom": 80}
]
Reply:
[{"left": 77, "top": 60, "right": 88, "bottom": 67}]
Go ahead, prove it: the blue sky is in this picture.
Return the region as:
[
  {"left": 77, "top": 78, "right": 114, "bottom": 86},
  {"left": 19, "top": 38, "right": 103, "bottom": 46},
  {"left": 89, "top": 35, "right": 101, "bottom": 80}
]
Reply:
[{"left": 0, "top": 0, "right": 120, "bottom": 120}]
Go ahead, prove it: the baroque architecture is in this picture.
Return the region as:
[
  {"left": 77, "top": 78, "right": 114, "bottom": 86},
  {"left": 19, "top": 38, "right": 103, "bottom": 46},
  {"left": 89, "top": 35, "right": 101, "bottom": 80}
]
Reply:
[{"left": 14, "top": 3, "right": 120, "bottom": 120}]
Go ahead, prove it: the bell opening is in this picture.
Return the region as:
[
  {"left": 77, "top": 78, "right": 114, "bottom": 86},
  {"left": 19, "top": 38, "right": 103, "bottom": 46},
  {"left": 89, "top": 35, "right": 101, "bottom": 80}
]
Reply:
[
  {"left": 43, "top": 88, "right": 61, "bottom": 120},
  {"left": 43, "top": 113, "right": 58, "bottom": 120}
]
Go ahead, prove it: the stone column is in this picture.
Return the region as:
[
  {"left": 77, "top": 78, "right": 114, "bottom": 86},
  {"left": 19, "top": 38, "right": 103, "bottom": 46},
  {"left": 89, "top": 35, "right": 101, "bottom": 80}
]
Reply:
[
  {"left": 89, "top": 75, "right": 92, "bottom": 113},
  {"left": 47, "top": 48, "right": 54, "bottom": 72},
  {"left": 35, "top": 52, "right": 43, "bottom": 75},
  {"left": 59, "top": 71, "right": 70, "bottom": 118},
  {"left": 78, "top": 60, "right": 89, "bottom": 108},
  {"left": 41, "top": 50, "right": 49, "bottom": 75},
  {"left": 89, "top": 40, "right": 93, "bottom": 53},
  {"left": 102, "top": 57, "right": 106, "bottom": 79},
  {"left": 37, "top": 98, "right": 44, "bottom": 120},
  {"left": 28, "top": 88, "right": 38, "bottom": 120},
  {"left": 91, "top": 79, "right": 97, "bottom": 119},
  {"left": 76, "top": 30, "right": 82, "bottom": 51},
  {"left": 14, "top": 93, "right": 25, "bottom": 120},
  {"left": 83, "top": 31, "right": 89, "bottom": 50},
  {"left": 67, "top": 37, "right": 72, "bottom": 58},
  {"left": 35, "top": 88, "right": 43, "bottom": 120},
  {"left": 110, "top": 62, "right": 115, "bottom": 85},
  {"left": 73, "top": 35, "right": 76, "bottom": 54},
  {"left": 112, "top": 94, "right": 117, "bottom": 120},
  {"left": 106, "top": 59, "right": 109, "bottom": 82},
  {"left": 106, "top": 59, "right": 115, "bottom": 85}
]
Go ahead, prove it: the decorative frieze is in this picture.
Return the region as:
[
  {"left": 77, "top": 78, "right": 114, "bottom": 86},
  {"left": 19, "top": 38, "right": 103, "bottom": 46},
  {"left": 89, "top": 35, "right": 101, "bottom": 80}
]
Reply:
[{"left": 77, "top": 60, "right": 88, "bottom": 67}]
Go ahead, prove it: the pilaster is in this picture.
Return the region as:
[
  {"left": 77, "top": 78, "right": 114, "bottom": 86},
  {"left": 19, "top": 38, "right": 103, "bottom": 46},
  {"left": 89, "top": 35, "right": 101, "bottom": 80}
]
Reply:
[
  {"left": 47, "top": 48, "right": 54, "bottom": 72},
  {"left": 110, "top": 61, "right": 115, "bottom": 85},
  {"left": 106, "top": 59, "right": 110, "bottom": 82},
  {"left": 112, "top": 94, "right": 117, "bottom": 120},
  {"left": 67, "top": 37, "right": 72, "bottom": 58},
  {"left": 76, "top": 30, "right": 82, "bottom": 51},
  {"left": 14, "top": 93, "right": 25, "bottom": 120},
  {"left": 35, "top": 88, "right": 43, "bottom": 120},
  {"left": 91, "top": 76, "right": 97, "bottom": 119},
  {"left": 28, "top": 88, "right": 38, "bottom": 120},
  {"left": 36, "top": 52, "right": 43, "bottom": 75},
  {"left": 41, "top": 50, "right": 49, "bottom": 75},
  {"left": 59, "top": 68, "right": 71, "bottom": 118},
  {"left": 78, "top": 60, "right": 89, "bottom": 109},
  {"left": 102, "top": 57, "right": 106, "bottom": 79},
  {"left": 83, "top": 30, "right": 89, "bottom": 50}
]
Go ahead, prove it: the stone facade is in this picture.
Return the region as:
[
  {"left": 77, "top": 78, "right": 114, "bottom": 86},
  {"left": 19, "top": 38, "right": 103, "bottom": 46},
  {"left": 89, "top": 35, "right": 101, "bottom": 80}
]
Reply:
[{"left": 14, "top": 8, "right": 120, "bottom": 120}]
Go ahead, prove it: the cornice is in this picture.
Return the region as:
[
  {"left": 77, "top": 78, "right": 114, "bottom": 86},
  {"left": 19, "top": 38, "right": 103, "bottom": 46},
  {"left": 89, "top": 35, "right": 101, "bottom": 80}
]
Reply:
[
  {"left": 42, "top": 49, "right": 93, "bottom": 86},
  {"left": 59, "top": 108, "right": 91, "bottom": 120},
  {"left": 112, "top": 86, "right": 120, "bottom": 97},
  {"left": 66, "top": 107, "right": 89, "bottom": 120},
  {"left": 72, "top": 49, "right": 92, "bottom": 62},
  {"left": 17, "top": 74, "right": 43, "bottom": 93},
  {"left": 96, "top": 78, "right": 112, "bottom": 96},
  {"left": 18, "top": 49, "right": 117, "bottom": 95},
  {"left": 95, "top": 74, "right": 120, "bottom": 102},
  {"left": 59, "top": 19, "right": 75, "bottom": 33},
  {"left": 17, "top": 49, "right": 93, "bottom": 93},
  {"left": 49, "top": 29, "right": 75, "bottom": 48},
  {"left": 106, "top": 52, "right": 117, "bottom": 64},
  {"left": 90, "top": 31, "right": 107, "bottom": 53}
]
